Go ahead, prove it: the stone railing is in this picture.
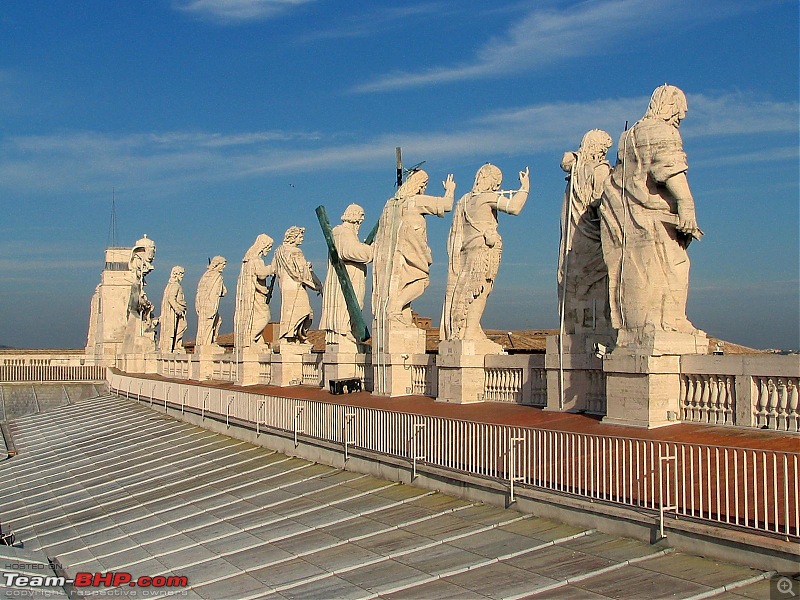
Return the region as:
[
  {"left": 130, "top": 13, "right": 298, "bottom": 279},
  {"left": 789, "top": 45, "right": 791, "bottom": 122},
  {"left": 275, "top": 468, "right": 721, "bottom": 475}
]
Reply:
[
  {"left": 409, "top": 354, "right": 437, "bottom": 396},
  {"left": 302, "top": 354, "right": 323, "bottom": 387},
  {"left": 753, "top": 375, "right": 799, "bottom": 432},
  {"left": 211, "top": 356, "right": 236, "bottom": 382},
  {"left": 157, "top": 354, "right": 191, "bottom": 379},
  {"left": 484, "top": 354, "right": 547, "bottom": 406},
  {"left": 680, "top": 354, "right": 800, "bottom": 431},
  {"left": 680, "top": 374, "right": 735, "bottom": 425},
  {"left": 92, "top": 342, "right": 799, "bottom": 433},
  {"left": 0, "top": 352, "right": 105, "bottom": 382},
  {"left": 258, "top": 356, "right": 272, "bottom": 385}
]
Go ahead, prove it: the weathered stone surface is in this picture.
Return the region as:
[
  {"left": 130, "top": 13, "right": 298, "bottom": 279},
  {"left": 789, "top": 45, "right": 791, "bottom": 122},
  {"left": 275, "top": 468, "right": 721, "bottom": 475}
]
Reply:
[
  {"left": 159, "top": 266, "right": 187, "bottom": 354},
  {"left": 195, "top": 256, "right": 227, "bottom": 349},
  {"left": 320, "top": 205, "right": 373, "bottom": 354},
  {"left": 234, "top": 234, "right": 275, "bottom": 351},
  {"left": 441, "top": 164, "right": 529, "bottom": 345},
  {"left": 273, "top": 226, "right": 321, "bottom": 348}
]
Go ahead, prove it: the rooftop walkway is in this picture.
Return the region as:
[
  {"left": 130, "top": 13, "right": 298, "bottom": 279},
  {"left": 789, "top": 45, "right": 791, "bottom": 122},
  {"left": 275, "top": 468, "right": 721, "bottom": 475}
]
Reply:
[
  {"left": 128, "top": 371, "right": 798, "bottom": 453},
  {"left": 0, "top": 393, "right": 780, "bottom": 599}
]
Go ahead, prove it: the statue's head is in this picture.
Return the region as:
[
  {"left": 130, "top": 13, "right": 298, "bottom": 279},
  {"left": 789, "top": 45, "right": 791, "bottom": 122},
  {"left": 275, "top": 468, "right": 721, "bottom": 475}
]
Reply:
[
  {"left": 248, "top": 233, "right": 274, "bottom": 259},
  {"left": 580, "top": 129, "right": 613, "bottom": 160},
  {"left": 209, "top": 256, "right": 227, "bottom": 272},
  {"left": 473, "top": 163, "right": 502, "bottom": 193},
  {"left": 341, "top": 204, "right": 365, "bottom": 224},
  {"left": 397, "top": 169, "right": 429, "bottom": 199},
  {"left": 283, "top": 226, "right": 305, "bottom": 245},
  {"left": 646, "top": 84, "right": 687, "bottom": 127},
  {"left": 170, "top": 266, "right": 185, "bottom": 282},
  {"left": 133, "top": 234, "right": 156, "bottom": 262}
]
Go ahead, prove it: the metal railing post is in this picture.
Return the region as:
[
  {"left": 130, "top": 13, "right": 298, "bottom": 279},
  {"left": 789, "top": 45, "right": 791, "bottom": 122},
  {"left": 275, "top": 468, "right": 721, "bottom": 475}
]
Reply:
[
  {"left": 509, "top": 436, "right": 526, "bottom": 503},
  {"left": 658, "top": 449, "right": 679, "bottom": 539},
  {"left": 343, "top": 412, "right": 356, "bottom": 460},
  {"left": 411, "top": 422, "right": 426, "bottom": 480},
  {"left": 226, "top": 394, "right": 235, "bottom": 427},
  {"left": 257, "top": 400, "right": 267, "bottom": 436},
  {"left": 294, "top": 405, "right": 305, "bottom": 447},
  {"left": 202, "top": 392, "right": 208, "bottom": 419}
]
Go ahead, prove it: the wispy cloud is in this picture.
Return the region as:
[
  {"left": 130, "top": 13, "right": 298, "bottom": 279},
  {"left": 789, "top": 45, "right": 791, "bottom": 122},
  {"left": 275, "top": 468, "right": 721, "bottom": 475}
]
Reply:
[
  {"left": 353, "top": 0, "right": 753, "bottom": 93},
  {"left": 174, "top": 0, "right": 317, "bottom": 23},
  {"left": 0, "top": 93, "right": 794, "bottom": 195},
  {"left": 300, "top": 3, "right": 448, "bottom": 41}
]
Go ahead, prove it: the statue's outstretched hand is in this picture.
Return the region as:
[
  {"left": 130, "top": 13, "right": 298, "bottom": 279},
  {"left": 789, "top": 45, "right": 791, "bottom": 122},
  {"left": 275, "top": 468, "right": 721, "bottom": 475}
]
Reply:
[
  {"left": 442, "top": 173, "right": 456, "bottom": 195},
  {"left": 519, "top": 167, "right": 530, "bottom": 190}
]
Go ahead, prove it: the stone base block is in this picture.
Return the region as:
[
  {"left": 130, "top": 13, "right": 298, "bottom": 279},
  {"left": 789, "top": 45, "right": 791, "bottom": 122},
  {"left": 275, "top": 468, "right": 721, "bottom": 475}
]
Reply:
[
  {"left": 371, "top": 355, "right": 414, "bottom": 397},
  {"left": 436, "top": 339, "right": 505, "bottom": 404},
  {"left": 617, "top": 330, "right": 708, "bottom": 356},
  {"left": 603, "top": 351, "right": 682, "bottom": 428},
  {"left": 194, "top": 345, "right": 226, "bottom": 380},
  {"left": 237, "top": 347, "right": 270, "bottom": 386},
  {"left": 272, "top": 342, "right": 312, "bottom": 386},
  {"left": 322, "top": 351, "right": 362, "bottom": 389}
]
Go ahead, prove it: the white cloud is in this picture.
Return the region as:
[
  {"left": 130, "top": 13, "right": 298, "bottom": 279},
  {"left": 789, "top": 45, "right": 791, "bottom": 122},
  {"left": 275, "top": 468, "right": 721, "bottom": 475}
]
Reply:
[
  {"left": 353, "top": 0, "right": 753, "bottom": 92},
  {"left": 300, "top": 3, "right": 448, "bottom": 41},
  {"left": 0, "top": 92, "right": 794, "bottom": 195},
  {"left": 175, "top": 0, "right": 316, "bottom": 23}
]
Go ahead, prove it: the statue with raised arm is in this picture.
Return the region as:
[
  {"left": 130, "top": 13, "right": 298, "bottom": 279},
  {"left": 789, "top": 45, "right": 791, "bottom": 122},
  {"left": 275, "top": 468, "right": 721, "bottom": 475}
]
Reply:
[
  {"left": 159, "top": 266, "right": 187, "bottom": 353},
  {"left": 441, "top": 164, "right": 529, "bottom": 343},
  {"left": 320, "top": 204, "right": 373, "bottom": 352},
  {"left": 195, "top": 256, "right": 227, "bottom": 348},
  {"left": 599, "top": 84, "right": 703, "bottom": 347},
  {"left": 121, "top": 235, "right": 158, "bottom": 353},
  {"left": 559, "top": 130, "right": 613, "bottom": 335},
  {"left": 234, "top": 234, "right": 275, "bottom": 351},
  {"left": 273, "top": 226, "right": 321, "bottom": 344},
  {"left": 128, "top": 235, "right": 157, "bottom": 329},
  {"left": 373, "top": 169, "right": 455, "bottom": 329}
]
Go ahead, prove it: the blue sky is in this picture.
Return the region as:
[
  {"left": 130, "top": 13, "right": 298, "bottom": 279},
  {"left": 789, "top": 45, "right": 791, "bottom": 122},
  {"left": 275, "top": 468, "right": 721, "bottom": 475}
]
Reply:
[{"left": 1, "top": 0, "right": 797, "bottom": 351}]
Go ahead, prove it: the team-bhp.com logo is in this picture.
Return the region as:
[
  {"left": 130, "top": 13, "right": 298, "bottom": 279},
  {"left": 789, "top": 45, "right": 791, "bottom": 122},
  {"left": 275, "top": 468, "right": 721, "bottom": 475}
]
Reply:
[{"left": 3, "top": 571, "right": 188, "bottom": 591}]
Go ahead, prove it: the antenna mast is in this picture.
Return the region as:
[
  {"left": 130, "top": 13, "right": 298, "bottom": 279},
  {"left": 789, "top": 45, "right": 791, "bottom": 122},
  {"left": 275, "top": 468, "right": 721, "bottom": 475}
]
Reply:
[{"left": 107, "top": 188, "right": 118, "bottom": 248}]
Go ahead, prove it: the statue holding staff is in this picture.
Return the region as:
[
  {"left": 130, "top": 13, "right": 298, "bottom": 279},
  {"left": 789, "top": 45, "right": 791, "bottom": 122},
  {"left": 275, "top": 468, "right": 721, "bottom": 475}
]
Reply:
[{"left": 159, "top": 265, "right": 188, "bottom": 353}]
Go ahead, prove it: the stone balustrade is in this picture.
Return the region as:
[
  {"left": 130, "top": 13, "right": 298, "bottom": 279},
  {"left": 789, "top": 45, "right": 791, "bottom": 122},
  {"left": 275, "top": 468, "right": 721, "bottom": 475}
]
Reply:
[
  {"left": 680, "top": 354, "right": 799, "bottom": 431},
  {"left": 0, "top": 352, "right": 105, "bottom": 382},
  {"left": 3, "top": 345, "right": 796, "bottom": 433}
]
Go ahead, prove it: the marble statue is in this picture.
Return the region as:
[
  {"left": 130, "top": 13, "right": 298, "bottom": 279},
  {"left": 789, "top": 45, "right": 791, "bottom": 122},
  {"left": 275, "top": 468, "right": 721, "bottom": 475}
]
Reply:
[
  {"left": 159, "top": 266, "right": 187, "bottom": 353},
  {"left": 273, "top": 226, "right": 321, "bottom": 344},
  {"left": 128, "top": 235, "right": 157, "bottom": 328},
  {"left": 599, "top": 84, "right": 702, "bottom": 345},
  {"left": 121, "top": 235, "right": 158, "bottom": 353},
  {"left": 559, "top": 130, "right": 613, "bottom": 334},
  {"left": 320, "top": 204, "right": 373, "bottom": 352},
  {"left": 441, "top": 164, "right": 529, "bottom": 342},
  {"left": 373, "top": 169, "right": 455, "bottom": 329},
  {"left": 234, "top": 234, "right": 275, "bottom": 350},
  {"left": 195, "top": 256, "right": 227, "bottom": 348}
]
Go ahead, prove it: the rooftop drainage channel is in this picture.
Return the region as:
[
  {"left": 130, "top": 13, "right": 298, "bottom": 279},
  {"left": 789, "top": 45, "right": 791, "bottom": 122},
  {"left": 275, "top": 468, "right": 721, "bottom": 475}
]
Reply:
[{"left": 0, "top": 422, "right": 17, "bottom": 458}]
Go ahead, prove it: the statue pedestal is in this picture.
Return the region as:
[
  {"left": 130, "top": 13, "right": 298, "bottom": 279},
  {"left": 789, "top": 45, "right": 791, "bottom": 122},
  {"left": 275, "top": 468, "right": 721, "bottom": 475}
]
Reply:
[
  {"left": 238, "top": 346, "right": 270, "bottom": 386},
  {"left": 437, "top": 338, "right": 504, "bottom": 404},
  {"left": 322, "top": 349, "right": 362, "bottom": 390},
  {"left": 273, "top": 342, "right": 312, "bottom": 387},
  {"left": 603, "top": 331, "right": 708, "bottom": 428},
  {"left": 372, "top": 326, "right": 427, "bottom": 397},
  {"left": 119, "top": 352, "right": 151, "bottom": 374},
  {"left": 544, "top": 333, "right": 609, "bottom": 413},
  {"left": 195, "top": 345, "right": 224, "bottom": 380}
]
